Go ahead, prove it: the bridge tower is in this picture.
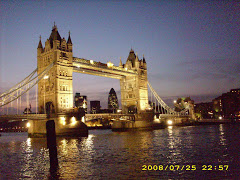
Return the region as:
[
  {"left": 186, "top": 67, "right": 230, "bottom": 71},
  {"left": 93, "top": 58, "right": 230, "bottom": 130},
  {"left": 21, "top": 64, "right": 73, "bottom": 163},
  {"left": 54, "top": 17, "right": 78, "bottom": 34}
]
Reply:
[
  {"left": 120, "top": 49, "right": 149, "bottom": 114},
  {"left": 37, "top": 24, "right": 73, "bottom": 114}
]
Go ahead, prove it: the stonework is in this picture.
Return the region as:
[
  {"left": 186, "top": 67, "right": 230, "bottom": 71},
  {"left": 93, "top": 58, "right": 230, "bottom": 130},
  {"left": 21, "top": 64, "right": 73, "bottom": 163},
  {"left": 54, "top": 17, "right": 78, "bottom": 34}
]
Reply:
[
  {"left": 37, "top": 25, "right": 149, "bottom": 115},
  {"left": 120, "top": 49, "right": 149, "bottom": 114},
  {"left": 37, "top": 25, "right": 73, "bottom": 114}
]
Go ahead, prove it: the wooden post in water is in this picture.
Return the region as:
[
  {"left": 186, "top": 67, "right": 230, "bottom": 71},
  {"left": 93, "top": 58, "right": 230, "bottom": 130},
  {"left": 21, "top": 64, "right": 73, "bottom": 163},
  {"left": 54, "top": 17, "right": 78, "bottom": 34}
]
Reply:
[{"left": 46, "top": 120, "right": 58, "bottom": 171}]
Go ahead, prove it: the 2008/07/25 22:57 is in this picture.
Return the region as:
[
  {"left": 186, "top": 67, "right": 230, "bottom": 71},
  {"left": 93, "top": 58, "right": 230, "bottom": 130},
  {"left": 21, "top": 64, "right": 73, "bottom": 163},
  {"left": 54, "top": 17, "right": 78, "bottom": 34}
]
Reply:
[{"left": 142, "top": 165, "right": 229, "bottom": 171}]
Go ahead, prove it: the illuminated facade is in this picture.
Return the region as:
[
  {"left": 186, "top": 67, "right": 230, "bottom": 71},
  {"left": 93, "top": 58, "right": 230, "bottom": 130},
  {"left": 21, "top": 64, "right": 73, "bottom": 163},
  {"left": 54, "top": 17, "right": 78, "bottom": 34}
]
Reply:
[
  {"left": 37, "top": 24, "right": 73, "bottom": 113},
  {"left": 120, "top": 49, "right": 149, "bottom": 113},
  {"left": 37, "top": 25, "right": 149, "bottom": 115}
]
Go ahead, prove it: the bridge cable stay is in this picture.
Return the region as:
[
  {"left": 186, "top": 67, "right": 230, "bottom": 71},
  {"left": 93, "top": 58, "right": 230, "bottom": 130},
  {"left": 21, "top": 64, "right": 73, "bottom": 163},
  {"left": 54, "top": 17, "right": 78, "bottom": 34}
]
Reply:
[
  {"left": 0, "top": 62, "right": 54, "bottom": 108},
  {"left": 0, "top": 69, "right": 37, "bottom": 99},
  {"left": 147, "top": 81, "right": 189, "bottom": 115}
]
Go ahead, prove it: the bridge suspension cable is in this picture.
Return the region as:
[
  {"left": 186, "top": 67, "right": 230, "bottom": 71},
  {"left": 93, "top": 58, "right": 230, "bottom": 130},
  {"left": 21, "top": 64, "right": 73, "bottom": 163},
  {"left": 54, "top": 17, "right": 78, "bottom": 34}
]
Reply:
[
  {"left": 147, "top": 81, "right": 189, "bottom": 115},
  {"left": 0, "top": 62, "right": 54, "bottom": 108}
]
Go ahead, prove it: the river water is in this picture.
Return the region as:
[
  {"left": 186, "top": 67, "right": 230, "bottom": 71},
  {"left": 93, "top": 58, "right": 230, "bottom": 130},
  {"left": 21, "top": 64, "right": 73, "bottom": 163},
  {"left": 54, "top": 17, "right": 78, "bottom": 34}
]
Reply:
[{"left": 0, "top": 124, "right": 239, "bottom": 179}]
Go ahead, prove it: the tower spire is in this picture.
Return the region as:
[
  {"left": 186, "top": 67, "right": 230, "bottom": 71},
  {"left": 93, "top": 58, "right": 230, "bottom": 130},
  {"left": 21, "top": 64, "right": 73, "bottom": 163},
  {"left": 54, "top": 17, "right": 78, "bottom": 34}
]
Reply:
[
  {"left": 143, "top": 54, "right": 146, "bottom": 63},
  {"left": 37, "top": 35, "right": 43, "bottom": 49},
  {"left": 67, "top": 31, "right": 72, "bottom": 44},
  {"left": 119, "top": 57, "right": 123, "bottom": 67}
]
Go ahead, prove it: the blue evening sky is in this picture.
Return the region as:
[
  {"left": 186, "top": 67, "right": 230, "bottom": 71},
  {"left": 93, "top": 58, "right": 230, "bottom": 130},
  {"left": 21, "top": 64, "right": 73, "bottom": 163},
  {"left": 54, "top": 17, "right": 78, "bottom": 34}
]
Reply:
[{"left": 0, "top": 1, "right": 239, "bottom": 109}]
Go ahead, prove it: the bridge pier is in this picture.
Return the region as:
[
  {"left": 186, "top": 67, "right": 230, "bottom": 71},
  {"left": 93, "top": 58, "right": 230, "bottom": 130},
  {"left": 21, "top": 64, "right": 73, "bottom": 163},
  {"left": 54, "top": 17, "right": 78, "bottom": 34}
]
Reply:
[
  {"left": 112, "top": 111, "right": 154, "bottom": 131},
  {"left": 28, "top": 113, "right": 88, "bottom": 137}
]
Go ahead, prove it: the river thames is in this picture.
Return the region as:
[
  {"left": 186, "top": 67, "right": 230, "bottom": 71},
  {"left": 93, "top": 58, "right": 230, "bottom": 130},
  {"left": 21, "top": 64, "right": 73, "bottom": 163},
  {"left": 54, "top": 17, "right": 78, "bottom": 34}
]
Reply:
[{"left": 0, "top": 124, "right": 239, "bottom": 179}]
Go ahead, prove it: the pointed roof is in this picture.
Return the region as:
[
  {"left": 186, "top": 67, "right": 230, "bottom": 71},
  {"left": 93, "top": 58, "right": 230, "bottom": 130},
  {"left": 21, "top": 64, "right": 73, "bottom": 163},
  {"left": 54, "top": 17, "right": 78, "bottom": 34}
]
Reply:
[
  {"left": 109, "top": 88, "right": 117, "bottom": 95},
  {"left": 38, "top": 36, "right": 43, "bottom": 49},
  {"left": 143, "top": 54, "right": 146, "bottom": 63},
  {"left": 135, "top": 53, "right": 139, "bottom": 61},
  {"left": 49, "top": 23, "right": 61, "bottom": 42},
  {"left": 119, "top": 57, "right": 123, "bottom": 67},
  {"left": 67, "top": 31, "right": 72, "bottom": 44},
  {"left": 127, "top": 48, "right": 136, "bottom": 67}
]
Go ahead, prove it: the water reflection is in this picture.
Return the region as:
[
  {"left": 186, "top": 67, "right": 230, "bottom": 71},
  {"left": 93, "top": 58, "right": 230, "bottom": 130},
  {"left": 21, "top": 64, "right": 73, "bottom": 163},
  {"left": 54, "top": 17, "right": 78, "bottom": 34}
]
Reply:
[
  {"left": 19, "top": 137, "right": 49, "bottom": 179},
  {"left": 1, "top": 125, "right": 239, "bottom": 179},
  {"left": 219, "top": 124, "right": 227, "bottom": 146},
  {"left": 166, "top": 126, "right": 183, "bottom": 164}
]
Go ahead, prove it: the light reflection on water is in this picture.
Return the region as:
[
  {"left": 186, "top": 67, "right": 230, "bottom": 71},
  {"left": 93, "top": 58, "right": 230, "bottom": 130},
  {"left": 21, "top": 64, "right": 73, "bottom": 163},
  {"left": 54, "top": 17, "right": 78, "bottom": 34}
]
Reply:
[{"left": 0, "top": 124, "right": 240, "bottom": 179}]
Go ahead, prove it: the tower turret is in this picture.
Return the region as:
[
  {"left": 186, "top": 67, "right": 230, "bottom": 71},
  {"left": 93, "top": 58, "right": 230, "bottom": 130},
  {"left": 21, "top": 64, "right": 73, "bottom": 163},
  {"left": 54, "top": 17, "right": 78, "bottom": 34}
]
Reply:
[
  {"left": 143, "top": 54, "right": 147, "bottom": 69},
  {"left": 49, "top": 24, "right": 61, "bottom": 49},
  {"left": 119, "top": 57, "right": 123, "bottom": 67},
  {"left": 67, "top": 31, "right": 72, "bottom": 52},
  {"left": 37, "top": 36, "right": 43, "bottom": 55},
  {"left": 134, "top": 53, "right": 139, "bottom": 69},
  {"left": 37, "top": 24, "right": 73, "bottom": 114},
  {"left": 127, "top": 48, "right": 136, "bottom": 68}
]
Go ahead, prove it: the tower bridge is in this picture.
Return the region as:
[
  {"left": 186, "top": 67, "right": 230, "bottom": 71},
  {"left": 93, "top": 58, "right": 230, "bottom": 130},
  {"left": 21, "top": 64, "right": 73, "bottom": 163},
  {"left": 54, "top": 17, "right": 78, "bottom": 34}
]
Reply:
[{"left": 0, "top": 24, "right": 193, "bottom": 137}]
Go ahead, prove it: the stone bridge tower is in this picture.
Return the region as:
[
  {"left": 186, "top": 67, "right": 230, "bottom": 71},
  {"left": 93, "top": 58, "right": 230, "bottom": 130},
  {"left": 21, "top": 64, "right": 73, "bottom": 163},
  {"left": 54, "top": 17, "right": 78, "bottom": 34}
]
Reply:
[
  {"left": 37, "top": 24, "right": 73, "bottom": 114},
  {"left": 120, "top": 49, "right": 149, "bottom": 114}
]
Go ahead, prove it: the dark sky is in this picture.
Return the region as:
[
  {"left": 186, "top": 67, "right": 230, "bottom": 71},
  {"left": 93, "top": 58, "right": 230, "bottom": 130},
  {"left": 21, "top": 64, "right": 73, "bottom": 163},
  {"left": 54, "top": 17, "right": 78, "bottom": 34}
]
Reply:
[{"left": 1, "top": 1, "right": 239, "bottom": 109}]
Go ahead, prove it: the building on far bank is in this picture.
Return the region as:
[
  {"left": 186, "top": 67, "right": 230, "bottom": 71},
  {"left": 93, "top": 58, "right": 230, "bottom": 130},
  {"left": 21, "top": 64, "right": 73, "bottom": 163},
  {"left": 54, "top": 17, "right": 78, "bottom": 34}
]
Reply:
[
  {"left": 194, "top": 102, "right": 213, "bottom": 119},
  {"left": 74, "top": 93, "right": 87, "bottom": 113},
  {"left": 108, "top": 88, "right": 119, "bottom": 113},
  {"left": 213, "top": 88, "right": 240, "bottom": 119},
  {"left": 195, "top": 88, "right": 240, "bottom": 120},
  {"left": 90, "top": 101, "right": 101, "bottom": 114}
]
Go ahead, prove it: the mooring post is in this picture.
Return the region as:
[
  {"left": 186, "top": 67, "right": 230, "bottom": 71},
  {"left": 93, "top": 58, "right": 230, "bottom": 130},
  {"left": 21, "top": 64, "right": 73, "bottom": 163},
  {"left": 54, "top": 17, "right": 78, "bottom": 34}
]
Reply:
[{"left": 46, "top": 120, "right": 58, "bottom": 171}]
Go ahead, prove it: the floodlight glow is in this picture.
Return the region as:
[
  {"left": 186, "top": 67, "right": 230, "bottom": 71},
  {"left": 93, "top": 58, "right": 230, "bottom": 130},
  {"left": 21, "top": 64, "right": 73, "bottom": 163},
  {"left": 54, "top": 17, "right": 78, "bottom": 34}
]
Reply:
[
  {"left": 107, "top": 61, "right": 113, "bottom": 68},
  {"left": 167, "top": 120, "right": 173, "bottom": 125},
  {"left": 71, "top": 116, "right": 77, "bottom": 125},
  {"left": 26, "top": 122, "right": 30, "bottom": 128},
  {"left": 44, "top": 75, "right": 49, "bottom": 79},
  {"left": 61, "top": 117, "right": 66, "bottom": 125}
]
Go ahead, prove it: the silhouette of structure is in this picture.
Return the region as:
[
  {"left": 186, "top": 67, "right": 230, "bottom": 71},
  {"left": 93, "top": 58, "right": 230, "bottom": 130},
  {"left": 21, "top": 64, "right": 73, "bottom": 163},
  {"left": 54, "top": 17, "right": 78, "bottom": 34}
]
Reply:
[
  {"left": 108, "top": 88, "right": 119, "bottom": 113},
  {"left": 90, "top": 101, "right": 101, "bottom": 114},
  {"left": 74, "top": 93, "right": 87, "bottom": 113}
]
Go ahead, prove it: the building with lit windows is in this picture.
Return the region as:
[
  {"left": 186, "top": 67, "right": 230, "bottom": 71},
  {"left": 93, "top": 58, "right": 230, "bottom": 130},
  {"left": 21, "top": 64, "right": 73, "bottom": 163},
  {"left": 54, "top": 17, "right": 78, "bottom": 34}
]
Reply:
[
  {"left": 108, "top": 88, "right": 119, "bottom": 113},
  {"left": 196, "top": 88, "right": 240, "bottom": 120},
  {"left": 74, "top": 93, "right": 87, "bottom": 113}
]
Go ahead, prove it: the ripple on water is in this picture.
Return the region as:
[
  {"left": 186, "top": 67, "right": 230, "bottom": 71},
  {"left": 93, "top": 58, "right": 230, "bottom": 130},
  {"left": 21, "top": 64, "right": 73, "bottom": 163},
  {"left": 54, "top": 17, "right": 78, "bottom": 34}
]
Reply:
[{"left": 0, "top": 125, "right": 240, "bottom": 179}]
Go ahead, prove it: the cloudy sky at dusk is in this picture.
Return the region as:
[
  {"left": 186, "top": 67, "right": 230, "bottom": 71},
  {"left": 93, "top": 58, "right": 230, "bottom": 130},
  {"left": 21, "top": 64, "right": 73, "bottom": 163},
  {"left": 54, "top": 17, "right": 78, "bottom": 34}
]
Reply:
[{"left": 1, "top": 1, "right": 239, "bottom": 110}]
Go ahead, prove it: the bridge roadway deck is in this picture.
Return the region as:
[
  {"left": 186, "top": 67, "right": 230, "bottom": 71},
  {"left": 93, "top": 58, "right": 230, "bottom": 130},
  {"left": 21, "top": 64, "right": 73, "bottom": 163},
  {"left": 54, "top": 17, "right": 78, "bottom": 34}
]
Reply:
[
  {"left": 0, "top": 114, "right": 47, "bottom": 121},
  {"left": 0, "top": 113, "right": 136, "bottom": 122},
  {"left": 73, "top": 57, "right": 137, "bottom": 79},
  {"left": 85, "top": 113, "right": 135, "bottom": 121},
  {"left": 157, "top": 114, "right": 190, "bottom": 119}
]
